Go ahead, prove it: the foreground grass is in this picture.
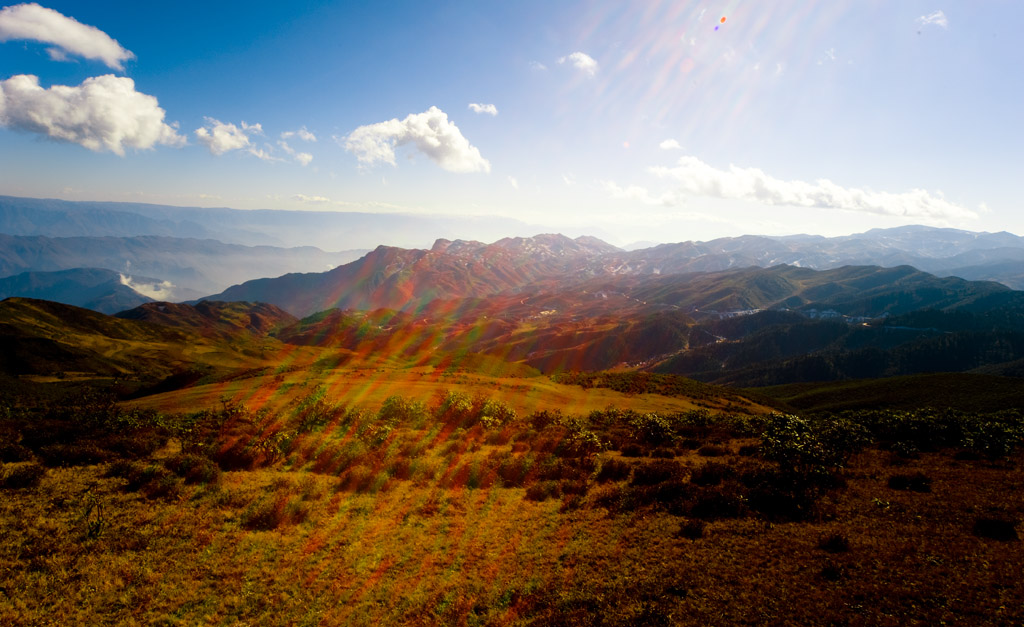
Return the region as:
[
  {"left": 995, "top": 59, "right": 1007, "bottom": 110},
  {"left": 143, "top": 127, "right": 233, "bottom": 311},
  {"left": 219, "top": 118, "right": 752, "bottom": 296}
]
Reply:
[{"left": 1, "top": 392, "right": 1022, "bottom": 625}]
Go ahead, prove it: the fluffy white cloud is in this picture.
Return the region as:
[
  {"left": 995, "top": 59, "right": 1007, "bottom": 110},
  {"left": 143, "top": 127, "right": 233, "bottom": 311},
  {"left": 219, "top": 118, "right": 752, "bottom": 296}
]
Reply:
[
  {"left": 0, "top": 74, "right": 183, "bottom": 155},
  {"left": 507, "top": 175, "right": 519, "bottom": 190},
  {"left": 659, "top": 139, "right": 682, "bottom": 150},
  {"left": 649, "top": 155, "right": 977, "bottom": 220},
  {"left": 917, "top": 10, "right": 948, "bottom": 29},
  {"left": 0, "top": 3, "right": 134, "bottom": 70},
  {"left": 468, "top": 102, "right": 498, "bottom": 116},
  {"left": 342, "top": 106, "right": 490, "bottom": 173},
  {"left": 281, "top": 126, "right": 316, "bottom": 142},
  {"left": 558, "top": 51, "right": 598, "bottom": 76},
  {"left": 194, "top": 117, "right": 275, "bottom": 158},
  {"left": 601, "top": 180, "right": 681, "bottom": 207}
]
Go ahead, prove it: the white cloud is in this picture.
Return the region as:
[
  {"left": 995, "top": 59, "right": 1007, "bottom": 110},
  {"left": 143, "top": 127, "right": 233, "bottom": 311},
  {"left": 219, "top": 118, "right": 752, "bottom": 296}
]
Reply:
[
  {"left": 281, "top": 126, "right": 316, "bottom": 142},
  {"left": 120, "top": 274, "right": 175, "bottom": 300},
  {"left": 507, "top": 175, "right": 519, "bottom": 190},
  {"left": 659, "top": 139, "right": 682, "bottom": 150},
  {"left": 278, "top": 139, "right": 313, "bottom": 166},
  {"left": 292, "top": 194, "right": 330, "bottom": 203},
  {"left": 559, "top": 51, "right": 598, "bottom": 76},
  {"left": 529, "top": 61, "right": 547, "bottom": 71},
  {"left": 649, "top": 155, "right": 977, "bottom": 220},
  {"left": 601, "top": 180, "right": 682, "bottom": 207},
  {"left": 341, "top": 106, "right": 490, "bottom": 173},
  {"left": 468, "top": 102, "right": 498, "bottom": 116},
  {"left": 0, "top": 3, "right": 134, "bottom": 71},
  {"left": 917, "top": 10, "right": 948, "bottom": 29},
  {"left": 0, "top": 74, "right": 183, "bottom": 155},
  {"left": 194, "top": 117, "right": 277, "bottom": 159}
]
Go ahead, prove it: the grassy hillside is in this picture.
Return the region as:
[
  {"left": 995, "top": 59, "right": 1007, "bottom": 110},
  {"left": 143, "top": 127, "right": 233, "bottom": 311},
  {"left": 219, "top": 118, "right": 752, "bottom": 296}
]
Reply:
[{"left": 1, "top": 388, "right": 1021, "bottom": 625}]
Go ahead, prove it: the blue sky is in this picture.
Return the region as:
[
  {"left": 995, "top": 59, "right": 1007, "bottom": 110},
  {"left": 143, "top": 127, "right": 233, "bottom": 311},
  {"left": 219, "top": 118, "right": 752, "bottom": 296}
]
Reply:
[{"left": 0, "top": 0, "right": 1021, "bottom": 246}]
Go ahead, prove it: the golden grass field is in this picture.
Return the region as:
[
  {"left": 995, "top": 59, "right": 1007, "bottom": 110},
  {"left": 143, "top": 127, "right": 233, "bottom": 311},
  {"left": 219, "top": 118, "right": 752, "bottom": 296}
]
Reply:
[{"left": 2, "top": 370, "right": 1022, "bottom": 625}]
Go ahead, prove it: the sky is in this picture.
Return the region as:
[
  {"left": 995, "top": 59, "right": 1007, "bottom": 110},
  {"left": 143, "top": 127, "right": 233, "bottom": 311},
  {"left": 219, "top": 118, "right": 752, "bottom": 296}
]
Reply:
[{"left": 0, "top": 0, "right": 1021, "bottom": 247}]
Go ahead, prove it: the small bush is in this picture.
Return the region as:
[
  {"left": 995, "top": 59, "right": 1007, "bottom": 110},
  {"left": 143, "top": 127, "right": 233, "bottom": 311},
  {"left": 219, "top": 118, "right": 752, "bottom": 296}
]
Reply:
[
  {"left": 690, "top": 461, "right": 733, "bottom": 487},
  {"left": 1, "top": 462, "right": 46, "bottom": 488},
  {"left": 631, "top": 460, "right": 685, "bottom": 486},
  {"left": 972, "top": 516, "right": 1019, "bottom": 542},
  {"left": 690, "top": 483, "right": 746, "bottom": 520},
  {"left": 818, "top": 533, "right": 851, "bottom": 553},
  {"left": 164, "top": 453, "right": 221, "bottom": 485},
  {"left": 620, "top": 444, "right": 645, "bottom": 458},
  {"left": 0, "top": 441, "right": 33, "bottom": 463},
  {"left": 677, "top": 519, "right": 705, "bottom": 540},
  {"left": 241, "top": 494, "right": 310, "bottom": 531},
  {"left": 888, "top": 472, "right": 932, "bottom": 493},
  {"left": 525, "top": 480, "right": 562, "bottom": 502},
  {"left": 595, "top": 458, "right": 632, "bottom": 483},
  {"left": 737, "top": 443, "right": 761, "bottom": 457},
  {"left": 650, "top": 448, "right": 677, "bottom": 459},
  {"left": 697, "top": 444, "right": 728, "bottom": 458},
  {"left": 37, "top": 443, "right": 111, "bottom": 467}
]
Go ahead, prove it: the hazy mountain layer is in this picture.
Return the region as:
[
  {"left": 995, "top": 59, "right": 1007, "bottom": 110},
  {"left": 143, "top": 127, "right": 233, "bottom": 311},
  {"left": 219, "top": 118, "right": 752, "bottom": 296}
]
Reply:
[
  {"left": 0, "top": 233, "right": 365, "bottom": 300},
  {"left": 0, "top": 268, "right": 157, "bottom": 314}
]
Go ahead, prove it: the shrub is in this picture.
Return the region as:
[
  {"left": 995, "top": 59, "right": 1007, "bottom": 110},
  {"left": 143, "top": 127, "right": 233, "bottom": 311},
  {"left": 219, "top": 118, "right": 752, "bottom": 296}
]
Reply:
[
  {"left": 0, "top": 440, "right": 33, "bottom": 463},
  {"left": 528, "top": 409, "right": 562, "bottom": 430},
  {"left": 697, "top": 444, "right": 728, "bottom": 458},
  {"left": 478, "top": 399, "right": 517, "bottom": 429},
  {"left": 677, "top": 519, "right": 705, "bottom": 540},
  {"left": 164, "top": 453, "right": 221, "bottom": 485},
  {"left": 818, "top": 533, "right": 851, "bottom": 553},
  {"left": 378, "top": 395, "right": 429, "bottom": 428},
  {"left": 628, "top": 413, "right": 675, "bottom": 446},
  {"left": 690, "top": 461, "right": 734, "bottom": 487},
  {"left": 689, "top": 483, "right": 746, "bottom": 520},
  {"left": 620, "top": 444, "right": 645, "bottom": 458},
  {"left": 241, "top": 493, "right": 310, "bottom": 530},
  {"left": 525, "top": 480, "right": 562, "bottom": 502},
  {"left": 630, "top": 460, "right": 685, "bottom": 486},
  {"left": 108, "top": 461, "right": 181, "bottom": 498},
  {"left": 1, "top": 462, "right": 45, "bottom": 488},
  {"left": 972, "top": 516, "right": 1019, "bottom": 542},
  {"left": 37, "top": 443, "right": 111, "bottom": 467},
  {"left": 595, "top": 458, "right": 632, "bottom": 483},
  {"left": 435, "top": 390, "right": 474, "bottom": 424},
  {"left": 887, "top": 472, "right": 932, "bottom": 493}
]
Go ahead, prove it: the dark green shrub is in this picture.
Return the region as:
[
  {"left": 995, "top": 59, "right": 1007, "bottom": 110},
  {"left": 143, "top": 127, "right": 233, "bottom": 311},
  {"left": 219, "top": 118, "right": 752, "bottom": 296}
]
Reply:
[
  {"left": 630, "top": 460, "right": 685, "bottom": 486},
  {"left": 697, "top": 444, "right": 728, "bottom": 457},
  {"left": 888, "top": 472, "right": 932, "bottom": 493},
  {"left": 595, "top": 458, "right": 632, "bottom": 483},
  {"left": 690, "top": 461, "right": 734, "bottom": 487},
  {"left": 972, "top": 516, "right": 1019, "bottom": 541},
  {"left": 620, "top": 444, "right": 645, "bottom": 458},
  {"left": 678, "top": 519, "right": 705, "bottom": 540},
  {"left": 164, "top": 453, "right": 221, "bottom": 484},
  {"left": 1, "top": 462, "right": 45, "bottom": 488},
  {"left": 818, "top": 533, "right": 851, "bottom": 553},
  {"left": 38, "top": 443, "right": 111, "bottom": 467},
  {"left": 241, "top": 493, "right": 309, "bottom": 530},
  {"left": 690, "top": 483, "right": 746, "bottom": 520},
  {"left": 628, "top": 413, "right": 675, "bottom": 446},
  {"left": 525, "top": 480, "right": 562, "bottom": 502}
]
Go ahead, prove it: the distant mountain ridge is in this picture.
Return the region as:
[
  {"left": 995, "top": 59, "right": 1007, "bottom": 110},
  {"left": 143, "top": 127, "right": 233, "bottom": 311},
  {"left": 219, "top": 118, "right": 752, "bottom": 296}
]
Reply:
[
  {"left": 0, "top": 268, "right": 158, "bottom": 314},
  {"left": 0, "top": 233, "right": 365, "bottom": 299},
  {"left": 204, "top": 232, "right": 1021, "bottom": 318}
]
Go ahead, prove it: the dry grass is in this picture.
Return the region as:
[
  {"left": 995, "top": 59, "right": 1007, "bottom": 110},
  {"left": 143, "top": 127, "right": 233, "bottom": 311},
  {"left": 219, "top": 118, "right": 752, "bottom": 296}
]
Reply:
[{"left": 1, "top": 394, "right": 1022, "bottom": 625}]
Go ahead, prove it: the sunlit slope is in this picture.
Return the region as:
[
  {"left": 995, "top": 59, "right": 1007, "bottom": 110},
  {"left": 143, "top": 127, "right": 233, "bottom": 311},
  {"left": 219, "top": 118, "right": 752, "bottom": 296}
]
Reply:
[
  {"left": 0, "top": 297, "right": 311, "bottom": 382},
  {"left": 124, "top": 364, "right": 776, "bottom": 417}
]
